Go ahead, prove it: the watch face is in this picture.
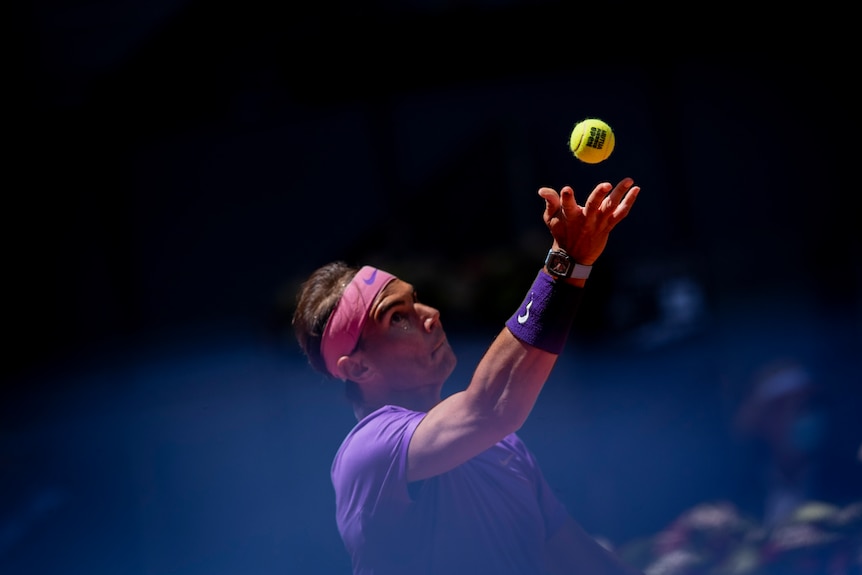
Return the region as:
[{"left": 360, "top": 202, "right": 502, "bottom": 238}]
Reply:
[{"left": 546, "top": 252, "right": 572, "bottom": 277}]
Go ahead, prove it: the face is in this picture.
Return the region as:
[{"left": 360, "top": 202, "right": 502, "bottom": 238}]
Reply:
[{"left": 355, "top": 278, "right": 457, "bottom": 391}]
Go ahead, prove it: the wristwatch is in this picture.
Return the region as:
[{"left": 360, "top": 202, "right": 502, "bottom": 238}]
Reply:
[{"left": 544, "top": 249, "right": 592, "bottom": 280}]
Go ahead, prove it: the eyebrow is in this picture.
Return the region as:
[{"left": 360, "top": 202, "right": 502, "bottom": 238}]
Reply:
[{"left": 373, "top": 287, "right": 415, "bottom": 321}]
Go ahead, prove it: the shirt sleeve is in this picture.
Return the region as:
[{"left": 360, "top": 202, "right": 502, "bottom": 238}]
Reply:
[{"left": 331, "top": 406, "right": 426, "bottom": 533}]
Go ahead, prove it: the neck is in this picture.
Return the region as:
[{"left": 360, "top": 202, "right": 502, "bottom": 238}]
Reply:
[{"left": 353, "top": 385, "right": 442, "bottom": 421}]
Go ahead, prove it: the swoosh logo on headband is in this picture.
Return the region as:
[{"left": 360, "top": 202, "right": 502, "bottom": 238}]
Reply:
[{"left": 362, "top": 269, "right": 379, "bottom": 285}]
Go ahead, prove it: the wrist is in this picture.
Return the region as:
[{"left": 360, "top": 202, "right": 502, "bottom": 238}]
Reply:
[
  {"left": 505, "top": 270, "right": 584, "bottom": 354},
  {"left": 544, "top": 249, "right": 593, "bottom": 282},
  {"left": 543, "top": 269, "right": 587, "bottom": 288},
  {"left": 551, "top": 241, "right": 596, "bottom": 267}
]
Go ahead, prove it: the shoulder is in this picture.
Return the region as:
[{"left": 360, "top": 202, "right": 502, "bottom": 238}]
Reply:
[
  {"left": 351, "top": 405, "right": 426, "bottom": 446},
  {"left": 333, "top": 406, "right": 425, "bottom": 476}
]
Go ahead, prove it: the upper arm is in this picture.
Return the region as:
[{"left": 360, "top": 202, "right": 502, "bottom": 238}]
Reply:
[{"left": 406, "top": 327, "right": 558, "bottom": 482}]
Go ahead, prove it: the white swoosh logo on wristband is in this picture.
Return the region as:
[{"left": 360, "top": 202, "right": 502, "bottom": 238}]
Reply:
[{"left": 517, "top": 297, "right": 533, "bottom": 324}]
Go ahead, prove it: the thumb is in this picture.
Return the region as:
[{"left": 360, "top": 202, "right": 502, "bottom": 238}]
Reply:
[{"left": 538, "top": 187, "right": 560, "bottom": 220}]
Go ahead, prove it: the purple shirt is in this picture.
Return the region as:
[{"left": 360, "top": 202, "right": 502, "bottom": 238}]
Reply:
[{"left": 331, "top": 405, "right": 568, "bottom": 575}]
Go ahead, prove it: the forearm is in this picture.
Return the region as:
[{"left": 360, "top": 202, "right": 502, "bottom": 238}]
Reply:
[
  {"left": 465, "top": 269, "right": 583, "bottom": 430},
  {"left": 466, "top": 327, "right": 558, "bottom": 431},
  {"left": 407, "top": 271, "right": 581, "bottom": 480}
]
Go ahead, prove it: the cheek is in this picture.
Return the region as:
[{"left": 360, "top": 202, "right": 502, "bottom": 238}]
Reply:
[
  {"left": 369, "top": 331, "right": 449, "bottom": 369},
  {"left": 369, "top": 339, "right": 424, "bottom": 368}
]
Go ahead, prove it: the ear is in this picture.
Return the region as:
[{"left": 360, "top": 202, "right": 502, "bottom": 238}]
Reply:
[{"left": 335, "top": 352, "right": 375, "bottom": 383}]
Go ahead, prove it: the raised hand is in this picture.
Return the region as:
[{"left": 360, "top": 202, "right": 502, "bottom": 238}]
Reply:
[{"left": 538, "top": 177, "right": 640, "bottom": 266}]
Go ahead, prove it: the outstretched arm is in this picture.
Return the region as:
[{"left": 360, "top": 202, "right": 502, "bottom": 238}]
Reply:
[{"left": 406, "top": 178, "right": 640, "bottom": 482}]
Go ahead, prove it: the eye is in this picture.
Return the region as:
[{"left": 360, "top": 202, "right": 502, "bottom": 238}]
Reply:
[{"left": 390, "top": 311, "right": 406, "bottom": 326}]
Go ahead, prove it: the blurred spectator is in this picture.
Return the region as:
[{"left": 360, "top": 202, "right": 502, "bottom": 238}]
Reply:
[
  {"left": 617, "top": 499, "right": 862, "bottom": 575},
  {"left": 614, "top": 356, "right": 862, "bottom": 574},
  {"left": 731, "top": 358, "right": 862, "bottom": 528}
]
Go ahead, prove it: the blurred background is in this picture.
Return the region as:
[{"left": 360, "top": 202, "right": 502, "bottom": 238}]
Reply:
[{"left": 4, "top": 1, "right": 861, "bottom": 574}]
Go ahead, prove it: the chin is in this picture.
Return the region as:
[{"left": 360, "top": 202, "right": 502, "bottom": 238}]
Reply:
[{"left": 440, "top": 352, "right": 457, "bottom": 381}]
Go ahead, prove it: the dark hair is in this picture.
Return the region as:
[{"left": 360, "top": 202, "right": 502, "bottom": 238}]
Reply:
[{"left": 292, "top": 261, "right": 363, "bottom": 403}]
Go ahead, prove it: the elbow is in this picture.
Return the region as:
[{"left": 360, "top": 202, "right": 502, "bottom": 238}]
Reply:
[
  {"left": 464, "top": 372, "right": 542, "bottom": 436},
  {"left": 493, "top": 398, "right": 532, "bottom": 436},
  {"left": 464, "top": 391, "right": 529, "bottom": 437}
]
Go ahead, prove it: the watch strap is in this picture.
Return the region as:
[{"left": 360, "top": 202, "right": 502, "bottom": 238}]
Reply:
[{"left": 568, "top": 262, "right": 592, "bottom": 280}]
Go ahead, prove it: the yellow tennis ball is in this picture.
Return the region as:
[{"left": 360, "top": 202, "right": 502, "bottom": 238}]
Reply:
[{"left": 569, "top": 118, "right": 615, "bottom": 164}]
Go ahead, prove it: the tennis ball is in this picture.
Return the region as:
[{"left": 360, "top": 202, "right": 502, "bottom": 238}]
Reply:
[{"left": 569, "top": 118, "right": 615, "bottom": 164}]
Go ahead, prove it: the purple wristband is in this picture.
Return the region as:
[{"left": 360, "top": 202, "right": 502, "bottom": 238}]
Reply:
[{"left": 505, "top": 270, "right": 584, "bottom": 354}]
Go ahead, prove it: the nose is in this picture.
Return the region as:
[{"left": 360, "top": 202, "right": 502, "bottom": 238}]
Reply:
[{"left": 417, "top": 303, "right": 440, "bottom": 332}]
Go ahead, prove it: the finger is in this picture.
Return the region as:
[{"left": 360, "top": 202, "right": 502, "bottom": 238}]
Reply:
[
  {"left": 608, "top": 178, "right": 635, "bottom": 203},
  {"left": 538, "top": 187, "right": 561, "bottom": 222},
  {"left": 600, "top": 185, "right": 641, "bottom": 231},
  {"left": 583, "top": 182, "right": 613, "bottom": 212},
  {"left": 599, "top": 178, "right": 635, "bottom": 211},
  {"left": 613, "top": 185, "right": 640, "bottom": 218},
  {"left": 559, "top": 186, "right": 577, "bottom": 215}
]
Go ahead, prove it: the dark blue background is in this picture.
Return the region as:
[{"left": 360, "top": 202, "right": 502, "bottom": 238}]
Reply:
[{"left": 4, "top": 2, "right": 861, "bottom": 574}]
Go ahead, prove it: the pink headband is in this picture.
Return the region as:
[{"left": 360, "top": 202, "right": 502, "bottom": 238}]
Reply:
[{"left": 320, "top": 266, "right": 396, "bottom": 378}]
